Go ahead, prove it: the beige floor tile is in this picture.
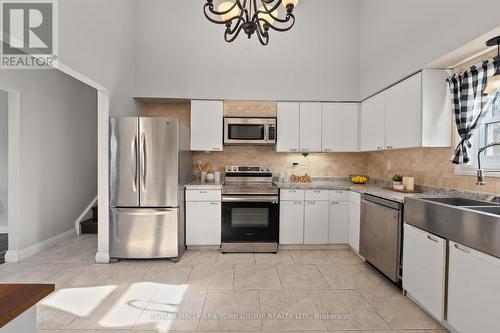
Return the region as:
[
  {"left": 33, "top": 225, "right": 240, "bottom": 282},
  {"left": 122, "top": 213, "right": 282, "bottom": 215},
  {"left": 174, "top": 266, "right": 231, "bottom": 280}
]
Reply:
[
  {"left": 38, "top": 330, "right": 95, "bottom": 333},
  {"left": 216, "top": 252, "right": 255, "bottom": 265},
  {"left": 255, "top": 250, "right": 294, "bottom": 265},
  {"left": 234, "top": 264, "right": 281, "bottom": 289},
  {"left": 66, "top": 282, "right": 158, "bottom": 330},
  {"left": 310, "top": 290, "right": 390, "bottom": 331},
  {"left": 37, "top": 304, "right": 78, "bottom": 329},
  {"left": 177, "top": 250, "right": 218, "bottom": 266},
  {"left": 289, "top": 250, "right": 333, "bottom": 264},
  {"left": 323, "top": 249, "right": 364, "bottom": 265},
  {"left": 186, "top": 264, "right": 234, "bottom": 289},
  {"left": 316, "top": 263, "right": 396, "bottom": 290},
  {"left": 360, "top": 289, "right": 444, "bottom": 330},
  {"left": 0, "top": 261, "right": 64, "bottom": 284},
  {"left": 134, "top": 286, "right": 206, "bottom": 331},
  {"left": 259, "top": 289, "right": 326, "bottom": 331},
  {"left": 141, "top": 263, "right": 193, "bottom": 285},
  {"left": 277, "top": 264, "right": 330, "bottom": 289},
  {"left": 198, "top": 290, "right": 260, "bottom": 330}
]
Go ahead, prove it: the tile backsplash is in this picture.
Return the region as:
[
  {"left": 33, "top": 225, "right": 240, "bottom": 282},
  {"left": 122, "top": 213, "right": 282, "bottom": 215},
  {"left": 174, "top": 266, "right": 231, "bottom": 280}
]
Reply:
[{"left": 141, "top": 100, "right": 499, "bottom": 194}]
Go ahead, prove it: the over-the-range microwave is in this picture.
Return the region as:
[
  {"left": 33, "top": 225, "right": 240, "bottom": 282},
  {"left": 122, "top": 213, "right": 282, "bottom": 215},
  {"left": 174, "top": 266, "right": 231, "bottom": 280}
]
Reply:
[{"left": 223, "top": 117, "right": 276, "bottom": 145}]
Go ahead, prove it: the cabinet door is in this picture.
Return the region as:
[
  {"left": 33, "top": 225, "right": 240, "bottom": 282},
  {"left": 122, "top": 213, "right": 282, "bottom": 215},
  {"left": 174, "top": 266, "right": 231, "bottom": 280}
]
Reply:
[
  {"left": 304, "top": 201, "right": 329, "bottom": 244},
  {"left": 348, "top": 202, "right": 360, "bottom": 252},
  {"left": 322, "top": 103, "right": 359, "bottom": 152},
  {"left": 402, "top": 224, "right": 445, "bottom": 321},
  {"left": 276, "top": 102, "right": 300, "bottom": 152},
  {"left": 186, "top": 201, "right": 221, "bottom": 245},
  {"left": 448, "top": 241, "right": 500, "bottom": 333},
  {"left": 329, "top": 201, "right": 349, "bottom": 244},
  {"left": 385, "top": 73, "right": 422, "bottom": 149},
  {"left": 360, "top": 93, "right": 385, "bottom": 151},
  {"left": 190, "top": 100, "right": 223, "bottom": 151},
  {"left": 279, "top": 200, "right": 304, "bottom": 244},
  {"left": 299, "top": 102, "right": 322, "bottom": 152}
]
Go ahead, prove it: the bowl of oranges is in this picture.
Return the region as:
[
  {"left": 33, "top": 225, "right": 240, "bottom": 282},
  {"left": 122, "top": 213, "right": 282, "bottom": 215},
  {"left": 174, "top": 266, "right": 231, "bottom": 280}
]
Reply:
[{"left": 350, "top": 175, "right": 369, "bottom": 184}]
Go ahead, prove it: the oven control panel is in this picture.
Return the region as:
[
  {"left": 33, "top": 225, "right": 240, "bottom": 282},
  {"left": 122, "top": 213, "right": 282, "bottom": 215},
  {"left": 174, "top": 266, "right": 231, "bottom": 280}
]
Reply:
[{"left": 226, "top": 165, "right": 271, "bottom": 173}]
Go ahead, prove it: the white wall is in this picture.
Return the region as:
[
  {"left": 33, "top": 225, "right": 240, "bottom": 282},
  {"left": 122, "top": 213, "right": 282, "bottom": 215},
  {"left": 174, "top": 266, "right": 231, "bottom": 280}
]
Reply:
[
  {"left": 359, "top": 0, "right": 500, "bottom": 98},
  {"left": 134, "top": 0, "right": 360, "bottom": 101},
  {"left": 0, "top": 90, "right": 7, "bottom": 232},
  {"left": 0, "top": 71, "right": 97, "bottom": 250},
  {"left": 58, "top": 0, "right": 140, "bottom": 116}
]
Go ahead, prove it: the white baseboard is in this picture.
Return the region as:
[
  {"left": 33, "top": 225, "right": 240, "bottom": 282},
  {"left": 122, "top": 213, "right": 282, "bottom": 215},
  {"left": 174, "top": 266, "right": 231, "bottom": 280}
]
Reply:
[
  {"left": 0, "top": 226, "right": 8, "bottom": 233},
  {"left": 75, "top": 196, "right": 97, "bottom": 235},
  {"left": 95, "top": 251, "right": 110, "bottom": 264},
  {"left": 5, "top": 228, "right": 76, "bottom": 263}
]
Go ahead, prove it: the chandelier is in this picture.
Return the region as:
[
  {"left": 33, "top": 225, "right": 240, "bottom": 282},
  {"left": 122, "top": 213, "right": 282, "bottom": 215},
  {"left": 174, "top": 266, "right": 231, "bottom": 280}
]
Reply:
[{"left": 203, "top": 0, "right": 299, "bottom": 45}]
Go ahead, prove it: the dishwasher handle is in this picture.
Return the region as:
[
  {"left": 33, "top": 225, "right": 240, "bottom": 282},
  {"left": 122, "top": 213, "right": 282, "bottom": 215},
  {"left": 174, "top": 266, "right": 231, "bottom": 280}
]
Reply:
[{"left": 362, "top": 194, "right": 402, "bottom": 210}]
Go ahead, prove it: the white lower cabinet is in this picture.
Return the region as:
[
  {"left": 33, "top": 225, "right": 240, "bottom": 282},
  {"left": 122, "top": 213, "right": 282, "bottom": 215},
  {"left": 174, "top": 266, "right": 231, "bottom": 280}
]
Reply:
[
  {"left": 186, "top": 189, "right": 221, "bottom": 246},
  {"left": 304, "top": 200, "right": 329, "bottom": 244},
  {"left": 447, "top": 241, "right": 500, "bottom": 333},
  {"left": 328, "top": 201, "right": 349, "bottom": 244},
  {"left": 402, "top": 224, "right": 446, "bottom": 321},
  {"left": 279, "top": 200, "right": 305, "bottom": 244},
  {"left": 348, "top": 193, "right": 361, "bottom": 252}
]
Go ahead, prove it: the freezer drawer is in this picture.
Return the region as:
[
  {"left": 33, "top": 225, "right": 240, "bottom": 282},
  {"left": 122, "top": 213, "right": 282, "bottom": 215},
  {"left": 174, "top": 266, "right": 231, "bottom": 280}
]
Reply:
[{"left": 110, "top": 208, "right": 179, "bottom": 259}]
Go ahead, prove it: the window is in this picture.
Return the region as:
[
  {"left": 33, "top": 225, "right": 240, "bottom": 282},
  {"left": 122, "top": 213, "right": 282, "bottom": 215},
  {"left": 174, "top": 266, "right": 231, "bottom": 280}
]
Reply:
[{"left": 456, "top": 96, "right": 500, "bottom": 174}]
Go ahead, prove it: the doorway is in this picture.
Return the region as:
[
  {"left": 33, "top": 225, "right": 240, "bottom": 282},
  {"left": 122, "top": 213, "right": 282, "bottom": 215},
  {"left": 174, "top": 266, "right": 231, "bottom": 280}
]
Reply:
[{"left": 0, "top": 90, "right": 8, "bottom": 264}]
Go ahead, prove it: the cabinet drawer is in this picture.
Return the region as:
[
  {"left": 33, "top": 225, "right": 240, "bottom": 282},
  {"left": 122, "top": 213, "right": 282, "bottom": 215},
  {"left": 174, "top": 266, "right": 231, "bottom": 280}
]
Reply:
[
  {"left": 330, "top": 190, "right": 349, "bottom": 202},
  {"left": 280, "top": 189, "right": 305, "bottom": 201},
  {"left": 305, "top": 190, "right": 330, "bottom": 201},
  {"left": 185, "top": 189, "right": 221, "bottom": 202}
]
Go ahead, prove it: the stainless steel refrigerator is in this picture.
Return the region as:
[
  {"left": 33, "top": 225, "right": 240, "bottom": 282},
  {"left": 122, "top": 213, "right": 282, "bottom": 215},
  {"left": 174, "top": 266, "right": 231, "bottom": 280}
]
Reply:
[{"left": 109, "top": 117, "right": 192, "bottom": 259}]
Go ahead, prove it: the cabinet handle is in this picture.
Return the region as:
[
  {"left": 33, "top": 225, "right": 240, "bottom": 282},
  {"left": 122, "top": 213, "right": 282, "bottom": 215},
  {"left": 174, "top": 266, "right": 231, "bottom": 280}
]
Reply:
[
  {"left": 199, "top": 190, "right": 208, "bottom": 193},
  {"left": 454, "top": 243, "right": 471, "bottom": 253},
  {"left": 307, "top": 201, "right": 316, "bottom": 205},
  {"left": 324, "top": 149, "right": 331, "bottom": 152},
  {"left": 313, "top": 190, "right": 321, "bottom": 193},
  {"left": 289, "top": 190, "right": 296, "bottom": 193},
  {"left": 377, "top": 146, "right": 383, "bottom": 150},
  {"left": 294, "top": 201, "right": 303, "bottom": 205},
  {"left": 289, "top": 149, "right": 297, "bottom": 152},
  {"left": 210, "top": 202, "right": 219, "bottom": 205},
  {"left": 426, "top": 235, "right": 439, "bottom": 243},
  {"left": 331, "top": 202, "right": 339, "bottom": 205},
  {"left": 387, "top": 145, "right": 394, "bottom": 149}
]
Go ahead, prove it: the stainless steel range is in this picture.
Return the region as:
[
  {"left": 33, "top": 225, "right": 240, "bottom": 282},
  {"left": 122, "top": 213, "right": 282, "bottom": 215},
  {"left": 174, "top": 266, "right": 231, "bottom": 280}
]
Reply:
[{"left": 221, "top": 165, "right": 279, "bottom": 253}]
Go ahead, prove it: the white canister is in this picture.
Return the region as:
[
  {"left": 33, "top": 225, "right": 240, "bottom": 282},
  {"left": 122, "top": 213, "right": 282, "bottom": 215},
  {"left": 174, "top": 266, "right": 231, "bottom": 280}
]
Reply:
[
  {"left": 200, "top": 171, "right": 207, "bottom": 182},
  {"left": 206, "top": 173, "right": 215, "bottom": 182}
]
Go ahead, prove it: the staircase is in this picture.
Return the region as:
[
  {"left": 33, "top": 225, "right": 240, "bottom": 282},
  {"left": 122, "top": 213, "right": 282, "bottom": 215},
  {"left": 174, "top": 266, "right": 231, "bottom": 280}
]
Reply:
[{"left": 80, "top": 206, "right": 98, "bottom": 234}]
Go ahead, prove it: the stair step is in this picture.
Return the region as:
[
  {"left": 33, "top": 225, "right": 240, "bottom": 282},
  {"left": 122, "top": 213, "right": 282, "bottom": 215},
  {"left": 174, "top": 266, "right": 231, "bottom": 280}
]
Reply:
[{"left": 80, "top": 218, "right": 98, "bottom": 234}]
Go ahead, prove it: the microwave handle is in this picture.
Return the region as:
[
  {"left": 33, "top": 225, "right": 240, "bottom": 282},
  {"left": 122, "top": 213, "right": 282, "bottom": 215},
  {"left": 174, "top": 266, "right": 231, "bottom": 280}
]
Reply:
[{"left": 264, "top": 123, "right": 269, "bottom": 142}]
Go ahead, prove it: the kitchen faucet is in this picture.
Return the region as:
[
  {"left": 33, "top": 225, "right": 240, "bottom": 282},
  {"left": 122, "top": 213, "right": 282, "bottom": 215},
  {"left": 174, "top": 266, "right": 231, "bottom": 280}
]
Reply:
[{"left": 476, "top": 141, "right": 500, "bottom": 185}]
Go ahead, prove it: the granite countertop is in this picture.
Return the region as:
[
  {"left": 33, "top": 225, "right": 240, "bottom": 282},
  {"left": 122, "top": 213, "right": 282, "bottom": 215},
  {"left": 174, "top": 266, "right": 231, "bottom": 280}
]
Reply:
[
  {"left": 185, "top": 180, "right": 223, "bottom": 189},
  {"left": 274, "top": 181, "right": 427, "bottom": 203}
]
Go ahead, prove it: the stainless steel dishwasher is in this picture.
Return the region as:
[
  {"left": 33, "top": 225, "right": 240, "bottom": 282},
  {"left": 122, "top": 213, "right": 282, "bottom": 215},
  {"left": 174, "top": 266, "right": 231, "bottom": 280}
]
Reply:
[{"left": 360, "top": 194, "right": 403, "bottom": 282}]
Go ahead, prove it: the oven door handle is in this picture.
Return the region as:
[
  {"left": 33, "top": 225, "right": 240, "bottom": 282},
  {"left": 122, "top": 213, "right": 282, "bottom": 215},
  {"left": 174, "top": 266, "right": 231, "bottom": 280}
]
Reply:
[{"left": 222, "top": 196, "right": 279, "bottom": 203}]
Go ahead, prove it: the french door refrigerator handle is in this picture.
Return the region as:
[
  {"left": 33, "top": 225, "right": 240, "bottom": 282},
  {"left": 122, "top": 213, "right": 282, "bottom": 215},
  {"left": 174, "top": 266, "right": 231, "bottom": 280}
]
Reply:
[
  {"left": 141, "top": 132, "right": 147, "bottom": 192},
  {"left": 132, "top": 134, "right": 138, "bottom": 192}
]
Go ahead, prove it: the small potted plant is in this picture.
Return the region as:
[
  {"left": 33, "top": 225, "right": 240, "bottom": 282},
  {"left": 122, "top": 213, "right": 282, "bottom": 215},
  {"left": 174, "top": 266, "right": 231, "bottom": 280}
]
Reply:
[{"left": 391, "top": 174, "right": 404, "bottom": 190}]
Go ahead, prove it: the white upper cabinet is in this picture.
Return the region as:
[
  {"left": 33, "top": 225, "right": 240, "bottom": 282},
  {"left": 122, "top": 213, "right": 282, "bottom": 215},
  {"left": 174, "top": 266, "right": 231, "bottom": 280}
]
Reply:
[
  {"left": 322, "top": 103, "right": 359, "bottom": 152},
  {"left": 277, "top": 102, "right": 300, "bottom": 152},
  {"left": 360, "top": 92, "right": 386, "bottom": 151},
  {"left": 360, "top": 69, "right": 451, "bottom": 152},
  {"left": 299, "top": 102, "right": 322, "bottom": 152},
  {"left": 385, "top": 73, "right": 422, "bottom": 149},
  {"left": 190, "top": 100, "right": 223, "bottom": 151}
]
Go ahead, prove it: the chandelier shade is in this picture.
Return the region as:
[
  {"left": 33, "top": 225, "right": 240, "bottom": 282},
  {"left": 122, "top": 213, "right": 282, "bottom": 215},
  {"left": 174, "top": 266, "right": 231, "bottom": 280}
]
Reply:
[{"left": 203, "top": 0, "right": 298, "bottom": 45}]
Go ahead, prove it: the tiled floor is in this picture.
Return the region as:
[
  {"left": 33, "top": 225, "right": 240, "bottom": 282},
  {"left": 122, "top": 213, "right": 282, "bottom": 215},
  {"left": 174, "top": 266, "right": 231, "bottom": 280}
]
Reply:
[{"left": 0, "top": 235, "right": 448, "bottom": 332}]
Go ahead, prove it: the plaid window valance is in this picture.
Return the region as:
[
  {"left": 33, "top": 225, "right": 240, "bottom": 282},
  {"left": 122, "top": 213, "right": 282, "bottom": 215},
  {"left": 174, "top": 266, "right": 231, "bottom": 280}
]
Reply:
[{"left": 447, "top": 57, "right": 500, "bottom": 164}]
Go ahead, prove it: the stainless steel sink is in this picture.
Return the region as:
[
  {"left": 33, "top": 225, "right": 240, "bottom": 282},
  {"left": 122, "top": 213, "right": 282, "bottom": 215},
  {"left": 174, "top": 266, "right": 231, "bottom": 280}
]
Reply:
[
  {"left": 421, "top": 197, "right": 499, "bottom": 207},
  {"left": 466, "top": 206, "right": 500, "bottom": 215},
  {"left": 405, "top": 197, "right": 500, "bottom": 258}
]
